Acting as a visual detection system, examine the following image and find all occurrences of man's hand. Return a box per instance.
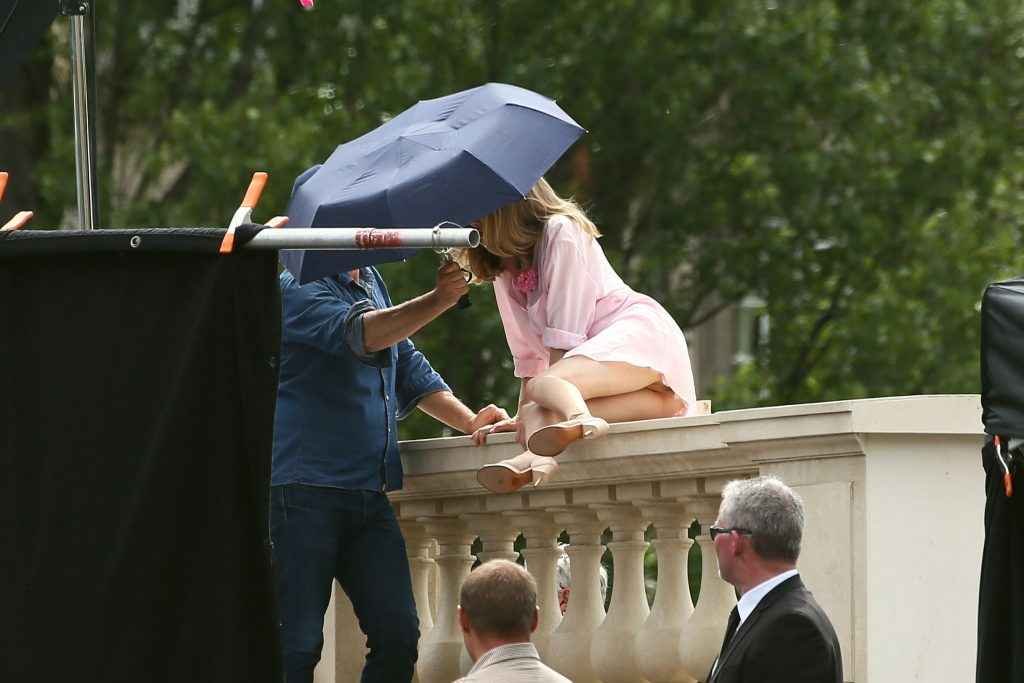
[430,261,470,309]
[468,404,511,444]
[471,414,520,446]
[468,403,510,434]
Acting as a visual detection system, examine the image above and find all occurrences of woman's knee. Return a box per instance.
[660,391,686,416]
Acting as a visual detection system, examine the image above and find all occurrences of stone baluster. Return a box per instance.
[591,505,653,683]
[679,505,737,682]
[508,513,563,662]
[401,522,437,638]
[415,519,476,683]
[457,514,522,675]
[429,538,440,625]
[545,509,608,683]
[465,514,521,563]
[635,504,697,683]
[313,581,366,683]
[400,521,437,683]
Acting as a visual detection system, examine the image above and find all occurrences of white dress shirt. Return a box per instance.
[736,568,800,626]
[455,642,570,683]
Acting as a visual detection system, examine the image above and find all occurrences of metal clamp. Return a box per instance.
[60,0,89,16]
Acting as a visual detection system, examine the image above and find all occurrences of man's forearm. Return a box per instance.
[362,291,450,352]
[417,390,475,433]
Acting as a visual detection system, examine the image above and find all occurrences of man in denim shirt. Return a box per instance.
[271,262,508,683]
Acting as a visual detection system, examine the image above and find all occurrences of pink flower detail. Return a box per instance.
[512,266,538,295]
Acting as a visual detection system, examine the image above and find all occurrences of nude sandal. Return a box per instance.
[527,414,610,457]
[477,452,560,493]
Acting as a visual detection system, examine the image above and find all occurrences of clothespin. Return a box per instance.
[221,172,269,253]
[0,171,8,202]
[1,211,33,231]
[994,435,1014,497]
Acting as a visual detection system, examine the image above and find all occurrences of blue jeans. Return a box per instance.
[270,485,419,683]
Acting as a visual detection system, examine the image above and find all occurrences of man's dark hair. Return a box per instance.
[459,559,537,638]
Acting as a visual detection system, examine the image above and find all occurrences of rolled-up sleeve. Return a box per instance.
[394,337,450,419]
[281,276,389,367]
[540,222,600,350]
[494,275,548,378]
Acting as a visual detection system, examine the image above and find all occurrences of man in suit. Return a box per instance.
[455,559,569,682]
[708,476,843,683]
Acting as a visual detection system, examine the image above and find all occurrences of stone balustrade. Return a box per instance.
[312,395,985,683]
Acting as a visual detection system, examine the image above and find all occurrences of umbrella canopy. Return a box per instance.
[281,82,584,283]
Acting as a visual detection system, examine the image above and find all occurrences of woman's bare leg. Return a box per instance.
[526,357,665,419]
[478,391,682,493]
[525,357,685,455]
[585,388,685,423]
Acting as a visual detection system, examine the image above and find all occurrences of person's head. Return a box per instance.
[712,475,805,593]
[458,559,539,661]
[554,544,608,615]
[457,177,600,281]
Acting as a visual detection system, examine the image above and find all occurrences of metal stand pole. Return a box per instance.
[244,227,480,250]
[62,0,99,230]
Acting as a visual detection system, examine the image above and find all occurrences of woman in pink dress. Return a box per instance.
[459,178,697,493]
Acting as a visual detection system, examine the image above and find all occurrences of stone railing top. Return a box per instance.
[391,394,983,510]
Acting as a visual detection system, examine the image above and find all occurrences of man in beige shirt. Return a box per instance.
[455,559,570,682]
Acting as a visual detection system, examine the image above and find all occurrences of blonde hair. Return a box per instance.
[457,177,600,282]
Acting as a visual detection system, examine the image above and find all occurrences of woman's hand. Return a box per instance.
[471,416,519,446]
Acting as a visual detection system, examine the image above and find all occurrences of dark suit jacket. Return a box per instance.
[708,575,843,683]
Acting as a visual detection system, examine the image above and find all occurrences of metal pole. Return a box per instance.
[244,227,480,250]
[63,0,99,230]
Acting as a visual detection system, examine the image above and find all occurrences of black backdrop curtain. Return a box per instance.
[978,277,1024,683]
[2,229,282,682]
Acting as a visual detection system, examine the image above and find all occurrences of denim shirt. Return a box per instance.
[272,268,449,492]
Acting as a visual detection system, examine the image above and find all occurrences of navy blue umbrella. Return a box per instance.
[281,82,584,283]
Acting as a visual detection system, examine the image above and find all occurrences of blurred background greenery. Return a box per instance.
[3,0,1024,441]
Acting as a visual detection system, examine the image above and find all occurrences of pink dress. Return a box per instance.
[493,214,697,414]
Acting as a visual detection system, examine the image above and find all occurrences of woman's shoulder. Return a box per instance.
[542,213,592,244]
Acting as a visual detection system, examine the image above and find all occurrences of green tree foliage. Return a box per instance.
[2,1,1023,438]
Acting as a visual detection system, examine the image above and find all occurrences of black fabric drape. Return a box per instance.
[981,277,1024,438]
[977,440,1024,683]
[2,229,282,682]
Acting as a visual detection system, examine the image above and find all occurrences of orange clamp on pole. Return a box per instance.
[994,435,1014,497]
[1,210,34,231]
[223,172,271,253]
[0,172,8,202]
[241,171,269,209]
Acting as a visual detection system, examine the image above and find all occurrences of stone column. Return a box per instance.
[591,505,652,683]
[546,509,608,683]
[400,520,437,683]
[679,503,736,682]
[464,514,520,564]
[509,513,564,662]
[313,582,366,683]
[415,519,476,683]
[635,504,697,683]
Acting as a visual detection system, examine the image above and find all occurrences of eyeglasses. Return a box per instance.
[708,526,752,540]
